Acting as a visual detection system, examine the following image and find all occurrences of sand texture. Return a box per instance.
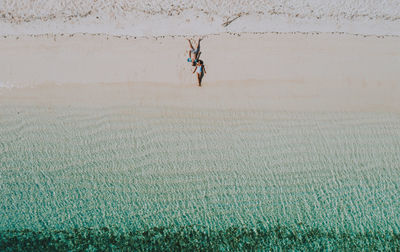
[1,0,400,35]
[1,33,399,111]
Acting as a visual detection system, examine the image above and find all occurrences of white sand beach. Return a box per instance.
[1,1,400,250]
[0,33,399,111]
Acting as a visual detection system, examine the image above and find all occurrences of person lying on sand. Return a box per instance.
[187,38,201,66]
[193,60,206,87]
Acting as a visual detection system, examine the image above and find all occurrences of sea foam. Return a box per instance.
[0,0,399,36]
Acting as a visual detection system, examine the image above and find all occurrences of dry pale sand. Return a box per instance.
[2,0,400,36]
[0,33,399,111]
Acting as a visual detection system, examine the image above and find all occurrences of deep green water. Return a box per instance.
[1,106,400,250]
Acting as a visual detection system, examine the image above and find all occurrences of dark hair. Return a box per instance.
[192,62,196,66]
[198,60,203,64]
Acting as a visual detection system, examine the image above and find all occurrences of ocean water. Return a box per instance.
[1,105,400,249]
[1,0,400,36]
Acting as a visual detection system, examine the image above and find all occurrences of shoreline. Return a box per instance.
[1,82,399,112]
[2,11,400,250]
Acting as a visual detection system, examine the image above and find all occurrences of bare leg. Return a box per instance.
[187,39,194,50]
[196,51,201,61]
[187,39,194,59]
[193,38,201,59]
[197,73,201,86]
[196,38,201,52]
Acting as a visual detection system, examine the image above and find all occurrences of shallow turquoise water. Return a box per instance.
[1,106,399,249]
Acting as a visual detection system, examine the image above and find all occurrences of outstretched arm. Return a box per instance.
[193,66,197,74]
[203,66,206,74]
